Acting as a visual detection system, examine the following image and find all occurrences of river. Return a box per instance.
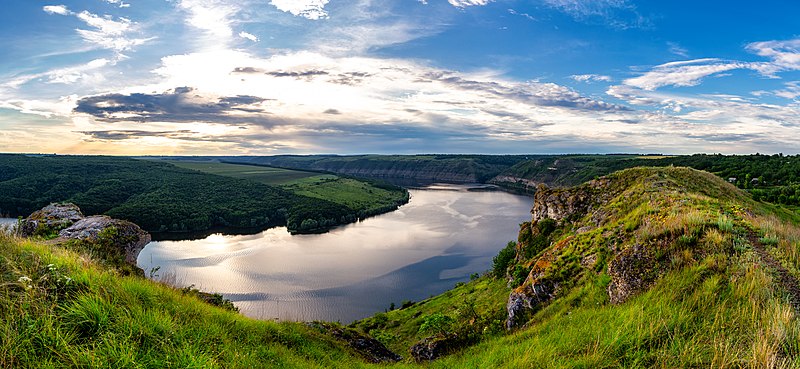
[137,184,532,323]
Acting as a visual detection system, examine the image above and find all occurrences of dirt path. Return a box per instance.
[748,232,800,312]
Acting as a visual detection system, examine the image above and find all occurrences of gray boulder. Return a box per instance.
[60,215,151,266]
[18,203,84,237]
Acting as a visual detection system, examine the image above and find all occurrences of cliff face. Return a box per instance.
[504,167,753,329]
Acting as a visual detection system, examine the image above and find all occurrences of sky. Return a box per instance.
[1,0,799,155]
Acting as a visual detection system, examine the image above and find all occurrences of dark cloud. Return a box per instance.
[74,87,271,124]
[266,70,329,78]
[232,67,264,74]
[323,109,341,115]
[330,71,372,85]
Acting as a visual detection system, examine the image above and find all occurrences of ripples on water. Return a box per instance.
[138,184,532,323]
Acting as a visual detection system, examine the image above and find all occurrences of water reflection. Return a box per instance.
[138,185,532,323]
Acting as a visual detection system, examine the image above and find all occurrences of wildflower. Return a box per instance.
[17,276,33,290]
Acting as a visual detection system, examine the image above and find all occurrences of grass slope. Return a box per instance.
[4,166,800,367]
[0,233,374,368]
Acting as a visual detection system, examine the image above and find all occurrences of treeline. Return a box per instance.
[223,154,531,183]
[0,155,406,234]
[499,153,800,207]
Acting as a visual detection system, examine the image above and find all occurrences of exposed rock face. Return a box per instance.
[59,215,151,265]
[506,281,556,329]
[606,243,658,304]
[531,184,592,223]
[307,322,402,363]
[19,203,150,267]
[409,333,462,362]
[18,203,84,237]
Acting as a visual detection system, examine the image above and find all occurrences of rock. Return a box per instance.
[308,322,402,363]
[410,333,462,362]
[530,184,592,224]
[607,243,658,304]
[18,203,84,237]
[505,280,556,329]
[59,215,151,266]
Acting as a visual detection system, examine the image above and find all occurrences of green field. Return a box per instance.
[167,161,325,185]
[169,161,410,216]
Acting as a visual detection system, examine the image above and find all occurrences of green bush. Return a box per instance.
[492,241,516,278]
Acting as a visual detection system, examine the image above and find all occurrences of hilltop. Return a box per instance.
[2,166,800,367]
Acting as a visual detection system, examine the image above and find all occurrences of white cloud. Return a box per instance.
[103,0,131,8]
[74,11,153,54]
[620,38,800,92]
[508,9,536,21]
[667,42,688,58]
[43,5,71,15]
[746,39,800,76]
[541,0,649,29]
[43,6,152,55]
[623,59,744,90]
[571,74,612,83]
[239,31,259,42]
[773,81,800,100]
[269,0,330,20]
[448,0,493,8]
[178,0,240,45]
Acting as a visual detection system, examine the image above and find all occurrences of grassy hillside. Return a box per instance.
[4,166,800,367]
[358,167,800,367]
[0,232,383,368]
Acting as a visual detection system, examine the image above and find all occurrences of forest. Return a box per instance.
[0,155,408,234]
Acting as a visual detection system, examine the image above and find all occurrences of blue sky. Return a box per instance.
[1,0,799,155]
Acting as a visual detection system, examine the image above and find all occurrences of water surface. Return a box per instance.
[138,185,531,323]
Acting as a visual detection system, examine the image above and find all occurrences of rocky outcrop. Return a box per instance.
[18,203,84,237]
[307,322,402,363]
[409,333,463,362]
[607,243,659,304]
[19,203,150,267]
[506,281,556,329]
[59,215,151,266]
[531,184,591,223]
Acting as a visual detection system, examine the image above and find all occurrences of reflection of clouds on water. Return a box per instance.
[138,186,532,322]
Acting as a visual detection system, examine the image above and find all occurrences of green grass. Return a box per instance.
[0,234,373,368]
[5,165,800,367]
[283,177,409,213]
[167,161,323,186]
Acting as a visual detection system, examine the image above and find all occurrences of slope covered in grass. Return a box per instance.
[359,167,800,367]
[0,233,382,368]
[4,166,800,367]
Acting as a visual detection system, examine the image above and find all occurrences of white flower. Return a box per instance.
[17,276,32,283]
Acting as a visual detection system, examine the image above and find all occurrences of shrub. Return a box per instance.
[419,313,453,337]
[492,241,516,278]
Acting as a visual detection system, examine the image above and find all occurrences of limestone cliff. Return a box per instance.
[504,167,751,329]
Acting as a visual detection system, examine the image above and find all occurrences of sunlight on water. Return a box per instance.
[138,185,532,323]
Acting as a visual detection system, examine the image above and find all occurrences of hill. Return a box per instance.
[0,155,408,235]
[3,166,800,367]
